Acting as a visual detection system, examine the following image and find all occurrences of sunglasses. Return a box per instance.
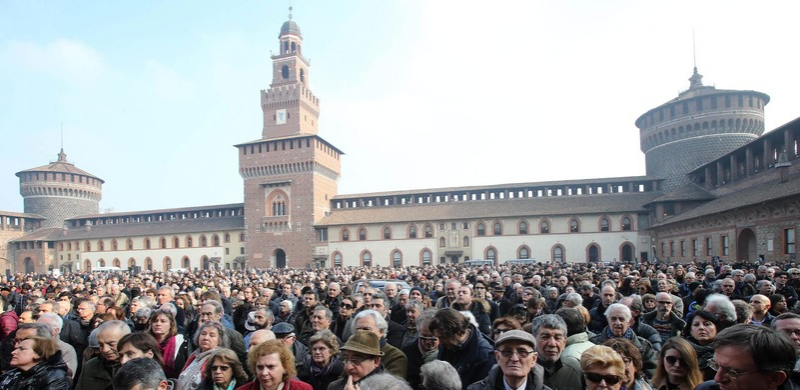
[211,365,230,372]
[341,304,354,309]
[418,335,438,342]
[584,372,621,385]
[665,356,686,366]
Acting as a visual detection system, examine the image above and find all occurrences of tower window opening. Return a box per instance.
[281,65,289,79]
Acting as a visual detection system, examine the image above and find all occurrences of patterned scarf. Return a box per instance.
[606,326,634,340]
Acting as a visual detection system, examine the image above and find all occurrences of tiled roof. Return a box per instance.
[318,192,663,226]
[334,175,661,199]
[16,150,103,181]
[67,203,244,220]
[650,183,716,203]
[234,134,345,155]
[0,211,45,219]
[652,173,800,227]
[12,216,244,242]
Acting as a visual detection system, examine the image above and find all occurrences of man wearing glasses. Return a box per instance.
[327,330,384,390]
[429,308,495,389]
[402,309,439,390]
[466,329,548,390]
[642,292,686,343]
[696,324,798,390]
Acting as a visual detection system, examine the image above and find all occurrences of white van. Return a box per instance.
[503,259,538,266]
[93,266,123,272]
[463,259,495,267]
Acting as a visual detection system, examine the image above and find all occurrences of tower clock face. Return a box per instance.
[276,109,287,125]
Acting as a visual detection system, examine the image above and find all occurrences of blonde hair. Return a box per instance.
[580,345,625,377]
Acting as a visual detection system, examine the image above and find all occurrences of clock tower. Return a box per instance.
[237,12,342,269]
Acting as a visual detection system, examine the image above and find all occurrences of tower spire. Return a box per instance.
[57,123,68,163]
[288,1,293,20]
[688,29,703,89]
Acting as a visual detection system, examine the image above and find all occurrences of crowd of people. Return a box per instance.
[1,259,800,390]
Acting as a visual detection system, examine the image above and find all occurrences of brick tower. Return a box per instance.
[236,14,342,268]
[16,149,103,228]
[636,68,769,192]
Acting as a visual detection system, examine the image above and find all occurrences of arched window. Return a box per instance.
[67,242,72,251]
[358,228,367,241]
[362,252,372,267]
[463,236,470,247]
[342,229,350,241]
[186,236,193,248]
[160,238,166,248]
[127,239,133,250]
[493,222,502,235]
[98,259,105,267]
[113,258,120,268]
[540,221,550,234]
[200,235,208,247]
[173,237,180,248]
[383,227,391,239]
[477,223,486,236]
[519,221,528,235]
[239,233,245,242]
[333,252,342,267]
[408,225,417,239]
[439,237,446,247]
[300,68,305,82]
[519,246,530,259]
[98,240,104,251]
[84,260,91,272]
[183,257,190,269]
[424,225,433,238]
[588,245,600,263]
[486,248,497,262]
[85,241,91,252]
[392,251,402,267]
[553,246,564,263]
[281,65,289,79]
[164,257,172,271]
[600,218,610,232]
[146,257,153,271]
[213,235,220,246]
[128,258,136,268]
[421,250,432,265]
[570,219,580,233]
[145,238,151,249]
[224,233,230,243]
[622,217,632,231]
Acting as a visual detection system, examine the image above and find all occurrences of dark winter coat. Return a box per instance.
[437,324,497,390]
[0,350,71,390]
[466,364,552,390]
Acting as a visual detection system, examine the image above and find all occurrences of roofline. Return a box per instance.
[635,89,770,125]
[66,203,245,220]
[234,134,345,155]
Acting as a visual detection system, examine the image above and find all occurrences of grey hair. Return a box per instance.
[113,358,167,390]
[704,294,737,324]
[416,308,438,330]
[405,299,424,313]
[193,321,229,348]
[313,305,333,321]
[744,273,757,283]
[353,309,388,334]
[203,299,224,315]
[359,373,412,390]
[547,287,559,294]
[18,322,52,338]
[756,280,774,290]
[531,314,568,336]
[37,313,63,332]
[159,302,177,317]
[135,296,157,309]
[605,303,632,322]
[420,360,462,390]
[564,293,583,307]
[97,320,131,336]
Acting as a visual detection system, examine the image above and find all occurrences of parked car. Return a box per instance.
[349,279,411,294]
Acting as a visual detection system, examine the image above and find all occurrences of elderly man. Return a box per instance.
[298,305,338,347]
[749,294,775,326]
[328,330,385,389]
[383,282,398,307]
[429,308,495,389]
[196,300,247,363]
[452,285,491,336]
[75,320,130,390]
[641,292,686,343]
[589,303,657,378]
[353,309,407,378]
[436,280,461,309]
[466,330,549,390]
[38,313,78,379]
[156,286,185,330]
[704,294,737,329]
[247,329,276,349]
[619,295,662,351]
[402,309,439,390]
[696,324,799,390]
[399,299,423,349]
[530,315,582,389]
[273,322,308,372]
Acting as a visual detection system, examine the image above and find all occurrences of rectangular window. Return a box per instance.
[669,241,675,257]
[693,239,699,257]
[680,241,686,257]
[661,242,666,258]
[722,236,729,256]
[439,223,445,230]
[225,248,230,255]
[706,237,713,256]
[786,228,796,254]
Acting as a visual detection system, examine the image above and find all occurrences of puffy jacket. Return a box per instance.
[466,364,552,390]
[438,324,496,390]
[0,350,71,390]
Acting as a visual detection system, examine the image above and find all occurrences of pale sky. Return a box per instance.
[1,1,798,214]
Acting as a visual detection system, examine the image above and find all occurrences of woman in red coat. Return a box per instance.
[237,339,312,390]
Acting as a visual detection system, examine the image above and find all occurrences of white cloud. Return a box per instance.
[6,38,108,83]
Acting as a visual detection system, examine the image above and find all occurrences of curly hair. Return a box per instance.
[247,339,296,380]
[204,348,249,386]
[308,329,340,357]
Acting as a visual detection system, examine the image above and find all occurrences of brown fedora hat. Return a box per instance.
[341,330,384,356]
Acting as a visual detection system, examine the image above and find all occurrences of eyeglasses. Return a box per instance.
[341,304,354,309]
[665,356,686,366]
[584,372,621,385]
[492,328,511,335]
[497,349,535,359]
[418,335,438,342]
[779,329,800,338]
[707,359,762,380]
[341,355,368,365]
[211,365,230,372]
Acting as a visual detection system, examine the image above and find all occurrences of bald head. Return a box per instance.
[248,329,275,350]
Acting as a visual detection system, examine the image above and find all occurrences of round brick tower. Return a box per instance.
[16,149,104,228]
[636,68,769,192]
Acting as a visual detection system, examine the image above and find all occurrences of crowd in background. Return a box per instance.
[1,258,800,390]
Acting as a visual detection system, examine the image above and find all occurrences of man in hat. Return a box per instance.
[328,330,385,389]
[353,309,407,378]
[491,284,513,317]
[466,329,549,390]
[272,322,308,372]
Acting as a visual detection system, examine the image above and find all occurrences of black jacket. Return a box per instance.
[438,324,497,390]
[0,350,70,390]
[296,356,344,390]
